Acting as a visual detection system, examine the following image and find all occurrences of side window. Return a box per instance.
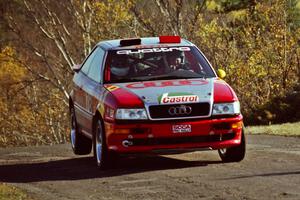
[81,48,98,75]
[87,48,105,82]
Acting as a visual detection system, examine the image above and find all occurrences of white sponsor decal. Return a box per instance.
[161,93,199,104]
[117,47,191,55]
[172,124,192,133]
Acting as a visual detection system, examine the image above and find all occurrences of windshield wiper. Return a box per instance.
[142,75,195,81]
[106,71,207,83]
[142,73,207,81]
[106,77,143,83]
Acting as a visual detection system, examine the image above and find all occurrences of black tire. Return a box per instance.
[218,129,246,162]
[93,118,111,169]
[70,107,92,155]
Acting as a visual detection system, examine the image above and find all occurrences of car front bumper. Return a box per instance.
[104,115,243,153]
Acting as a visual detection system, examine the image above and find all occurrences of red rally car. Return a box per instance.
[69,36,246,168]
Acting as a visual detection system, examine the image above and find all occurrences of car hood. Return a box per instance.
[105,78,217,106]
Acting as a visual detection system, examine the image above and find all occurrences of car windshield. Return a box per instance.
[104,46,215,83]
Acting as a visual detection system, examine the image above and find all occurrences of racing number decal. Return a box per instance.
[106,85,120,92]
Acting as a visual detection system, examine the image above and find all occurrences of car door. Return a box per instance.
[73,47,98,135]
[81,47,106,136]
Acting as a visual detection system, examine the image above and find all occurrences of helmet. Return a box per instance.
[168,50,185,64]
[111,55,129,77]
[111,66,129,76]
[167,50,186,71]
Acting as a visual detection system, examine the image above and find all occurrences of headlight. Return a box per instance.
[116,109,148,120]
[212,101,240,115]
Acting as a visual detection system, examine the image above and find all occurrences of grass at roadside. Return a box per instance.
[0,183,33,200]
[246,122,300,137]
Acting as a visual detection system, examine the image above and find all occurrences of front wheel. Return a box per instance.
[218,129,246,162]
[93,118,110,169]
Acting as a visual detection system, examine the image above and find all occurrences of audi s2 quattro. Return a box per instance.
[69,36,246,168]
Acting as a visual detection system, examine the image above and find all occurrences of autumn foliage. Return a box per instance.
[0,0,299,146]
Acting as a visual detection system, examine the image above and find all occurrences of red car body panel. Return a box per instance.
[104,115,243,153]
[213,79,238,103]
[104,85,144,108]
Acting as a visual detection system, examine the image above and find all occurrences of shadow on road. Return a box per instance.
[0,155,222,183]
[219,171,300,180]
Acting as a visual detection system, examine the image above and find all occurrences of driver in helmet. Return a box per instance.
[110,55,130,80]
[168,50,184,70]
[168,50,189,71]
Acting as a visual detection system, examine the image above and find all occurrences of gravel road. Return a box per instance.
[0,135,300,200]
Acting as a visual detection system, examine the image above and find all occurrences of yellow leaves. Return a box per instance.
[248,51,263,67]
[206,0,222,12]
[228,64,235,70]
[204,19,220,34]
[297,1,300,9]
[93,0,134,35]
[228,9,248,22]
[196,19,224,41]
[0,46,26,84]
[271,84,280,90]
[1,46,14,57]
[0,46,34,146]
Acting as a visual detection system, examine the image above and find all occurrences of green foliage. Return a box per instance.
[288,0,300,29]
[206,0,253,12]
[249,84,300,125]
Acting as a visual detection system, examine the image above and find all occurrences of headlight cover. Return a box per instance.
[116,109,148,120]
[212,101,240,115]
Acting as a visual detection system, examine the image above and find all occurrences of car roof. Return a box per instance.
[97,37,194,50]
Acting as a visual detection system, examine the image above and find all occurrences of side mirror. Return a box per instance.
[72,64,81,73]
[217,69,226,79]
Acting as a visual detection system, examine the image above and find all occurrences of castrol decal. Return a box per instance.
[158,93,199,104]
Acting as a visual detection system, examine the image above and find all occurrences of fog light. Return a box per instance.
[231,122,243,129]
[115,128,131,134]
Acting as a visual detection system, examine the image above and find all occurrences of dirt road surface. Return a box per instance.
[0,135,300,200]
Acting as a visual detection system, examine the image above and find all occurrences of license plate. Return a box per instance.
[172,124,192,133]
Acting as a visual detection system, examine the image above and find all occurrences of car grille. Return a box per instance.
[149,103,210,119]
[127,133,235,146]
